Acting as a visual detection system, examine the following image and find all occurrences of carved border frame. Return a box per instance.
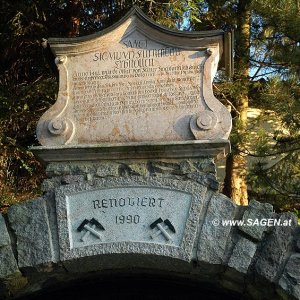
[55,177,207,262]
[37,6,232,146]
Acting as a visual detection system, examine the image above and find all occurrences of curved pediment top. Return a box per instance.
[48,6,224,50]
[38,6,232,147]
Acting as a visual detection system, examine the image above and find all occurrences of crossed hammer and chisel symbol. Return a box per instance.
[150,218,176,241]
[77,218,105,242]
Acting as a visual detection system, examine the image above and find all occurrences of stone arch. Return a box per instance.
[1,159,299,299]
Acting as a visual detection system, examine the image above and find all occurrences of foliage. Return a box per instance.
[247,1,300,210]
[186,0,300,211]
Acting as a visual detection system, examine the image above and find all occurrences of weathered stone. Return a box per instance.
[127,162,149,176]
[46,163,71,176]
[196,160,216,173]
[35,141,231,163]
[204,173,219,190]
[278,253,300,299]
[44,158,219,178]
[41,177,61,192]
[0,214,10,247]
[55,177,207,264]
[179,160,194,174]
[239,199,273,241]
[96,162,120,177]
[7,198,57,268]
[255,212,298,282]
[61,175,85,185]
[0,214,19,278]
[36,8,231,147]
[43,192,60,263]
[150,161,180,175]
[187,172,219,191]
[197,193,236,264]
[296,236,300,252]
[228,236,257,273]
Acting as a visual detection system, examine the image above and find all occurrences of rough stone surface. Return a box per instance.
[255,212,298,282]
[228,236,257,274]
[0,214,10,248]
[0,187,298,299]
[239,199,273,241]
[126,162,149,176]
[43,192,60,263]
[0,159,299,299]
[96,162,120,177]
[41,177,61,192]
[7,197,57,268]
[0,214,19,278]
[279,253,300,299]
[42,159,218,192]
[296,235,300,252]
[197,193,237,264]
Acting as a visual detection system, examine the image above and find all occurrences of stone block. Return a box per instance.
[41,177,61,192]
[0,213,10,247]
[96,162,120,177]
[255,212,298,282]
[238,199,273,241]
[179,160,194,174]
[7,198,57,268]
[279,253,300,299]
[197,193,236,264]
[228,236,257,274]
[0,214,19,278]
[127,162,149,176]
[196,160,216,173]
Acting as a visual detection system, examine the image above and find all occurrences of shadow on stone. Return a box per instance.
[17,273,243,300]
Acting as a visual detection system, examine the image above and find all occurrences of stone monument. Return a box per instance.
[0,7,299,300]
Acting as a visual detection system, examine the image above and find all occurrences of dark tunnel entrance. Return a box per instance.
[18,273,244,300]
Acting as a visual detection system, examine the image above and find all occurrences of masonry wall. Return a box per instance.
[0,159,299,299]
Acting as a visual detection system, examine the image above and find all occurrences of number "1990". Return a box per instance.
[115,215,140,224]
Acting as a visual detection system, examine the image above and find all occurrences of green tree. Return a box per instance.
[187,0,299,209]
[246,0,300,211]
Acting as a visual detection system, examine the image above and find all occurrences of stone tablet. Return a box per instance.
[55,177,207,261]
[68,187,191,248]
[37,7,232,146]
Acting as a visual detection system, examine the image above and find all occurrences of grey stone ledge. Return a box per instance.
[31,140,230,163]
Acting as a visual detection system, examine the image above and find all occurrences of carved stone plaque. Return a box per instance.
[55,177,207,261]
[68,187,191,248]
[37,7,231,146]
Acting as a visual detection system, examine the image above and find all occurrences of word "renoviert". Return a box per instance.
[92,196,165,209]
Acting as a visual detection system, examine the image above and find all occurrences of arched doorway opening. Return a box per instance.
[18,272,243,300]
